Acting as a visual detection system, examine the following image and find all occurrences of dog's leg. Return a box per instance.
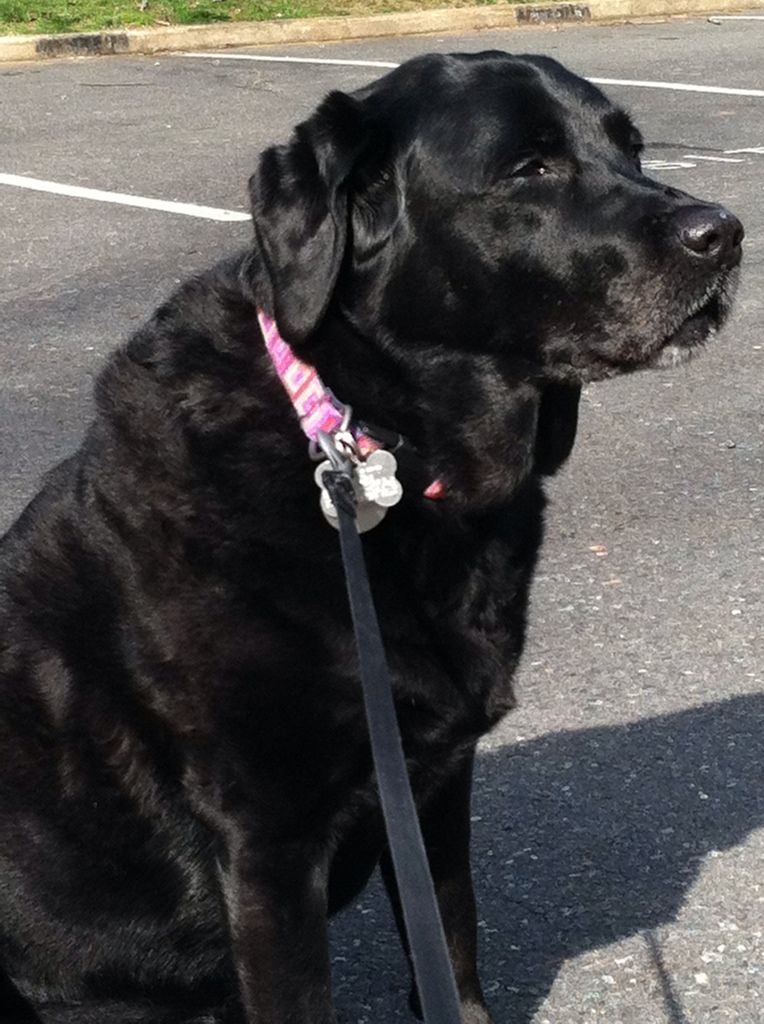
[380,750,493,1024]
[214,835,335,1024]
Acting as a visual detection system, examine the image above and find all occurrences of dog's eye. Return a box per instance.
[509,158,549,178]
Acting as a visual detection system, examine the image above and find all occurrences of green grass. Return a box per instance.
[0,0,518,35]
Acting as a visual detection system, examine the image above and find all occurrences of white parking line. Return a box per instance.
[180,54,764,98]
[682,154,745,162]
[587,77,764,98]
[725,146,764,154]
[0,173,251,222]
[643,159,697,170]
[184,52,398,69]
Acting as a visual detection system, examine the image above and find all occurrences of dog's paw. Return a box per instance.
[460,1000,495,1024]
[408,987,494,1024]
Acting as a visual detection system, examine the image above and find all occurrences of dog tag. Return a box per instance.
[355,450,403,509]
[319,488,388,533]
[314,461,389,534]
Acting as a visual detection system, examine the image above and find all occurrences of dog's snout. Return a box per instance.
[673,205,744,267]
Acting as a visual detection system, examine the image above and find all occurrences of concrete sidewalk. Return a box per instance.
[2,0,764,63]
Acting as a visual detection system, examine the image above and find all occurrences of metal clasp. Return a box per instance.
[315,428,353,474]
[309,404,360,466]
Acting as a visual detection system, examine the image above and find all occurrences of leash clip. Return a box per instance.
[309,404,360,465]
[316,428,354,473]
[314,429,403,535]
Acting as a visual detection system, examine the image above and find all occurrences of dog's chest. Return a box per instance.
[364,507,542,739]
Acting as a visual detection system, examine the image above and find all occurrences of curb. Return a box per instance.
[2,0,763,63]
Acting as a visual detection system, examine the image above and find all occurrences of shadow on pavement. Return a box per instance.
[330,693,764,1022]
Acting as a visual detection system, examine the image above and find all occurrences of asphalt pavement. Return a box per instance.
[1,12,763,1024]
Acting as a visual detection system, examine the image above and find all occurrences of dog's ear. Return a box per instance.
[248,91,372,345]
[347,136,404,260]
[533,383,581,475]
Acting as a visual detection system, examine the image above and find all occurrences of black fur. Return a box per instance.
[0,52,742,1024]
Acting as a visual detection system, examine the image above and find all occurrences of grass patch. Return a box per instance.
[0,0,521,35]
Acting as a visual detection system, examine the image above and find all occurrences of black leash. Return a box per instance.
[322,466,462,1024]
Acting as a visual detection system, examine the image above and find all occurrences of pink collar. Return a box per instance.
[257,308,443,500]
[257,307,377,454]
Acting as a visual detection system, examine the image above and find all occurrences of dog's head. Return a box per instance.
[249,51,742,377]
[247,52,743,505]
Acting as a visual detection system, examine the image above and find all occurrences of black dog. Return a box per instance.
[0,52,742,1024]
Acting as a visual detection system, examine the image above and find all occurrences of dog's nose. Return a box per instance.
[673,205,744,267]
